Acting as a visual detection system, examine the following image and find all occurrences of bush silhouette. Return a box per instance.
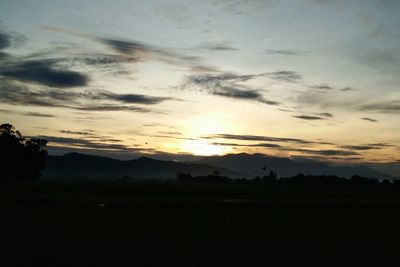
[0,123,47,181]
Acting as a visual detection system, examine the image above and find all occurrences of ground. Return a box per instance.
[1,180,400,266]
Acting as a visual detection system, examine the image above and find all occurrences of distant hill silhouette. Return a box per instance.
[197,153,393,180]
[44,152,244,179]
[44,152,393,180]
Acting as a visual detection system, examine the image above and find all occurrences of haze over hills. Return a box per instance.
[44,152,393,180]
[197,153,393,180]
[44,153,244,179]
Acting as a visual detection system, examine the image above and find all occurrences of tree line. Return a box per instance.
[177,171,396,186]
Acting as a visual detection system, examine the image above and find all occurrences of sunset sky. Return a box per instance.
[0,0,399,174]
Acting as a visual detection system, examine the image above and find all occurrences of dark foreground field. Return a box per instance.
[1,181,400,267]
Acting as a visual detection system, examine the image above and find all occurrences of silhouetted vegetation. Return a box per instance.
[0,123,47,181]
[177,170,395,186]
[177,172,231,183]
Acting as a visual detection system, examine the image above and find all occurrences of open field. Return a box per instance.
[1,180,400,266]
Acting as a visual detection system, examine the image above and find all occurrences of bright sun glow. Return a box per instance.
[178,113,235,156]
[180,140,226,156]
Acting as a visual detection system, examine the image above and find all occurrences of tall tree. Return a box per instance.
[0,123,47,181]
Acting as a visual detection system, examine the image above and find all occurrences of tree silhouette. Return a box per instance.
[0,123,47,181]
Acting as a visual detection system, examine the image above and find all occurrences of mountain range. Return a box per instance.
[44,152,243,179]
[43,152,393,180]
[198,153,393,179]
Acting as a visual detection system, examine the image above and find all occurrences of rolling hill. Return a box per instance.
[196,153,393,179]
[44,152,243,179]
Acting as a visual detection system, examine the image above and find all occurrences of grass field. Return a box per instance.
[1,180,400,266]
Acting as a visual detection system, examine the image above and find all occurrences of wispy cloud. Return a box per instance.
[204,133,331,145]
[310,84,334,90]
[359,100,400,114]
[361,117,379,122]
[198,42,239,51]
[317,112,333,118]
[293,115,325,120]
[181,72,279,105]
[41,135,150,152]
[86,90,174,105]
[0,109,56,118]
[59,129,124,143]
[94,36,218,72]
[339,144,387,151]
[0,80,171,113]
[265,49,304,56]
[209,138,361,157]
[288,148,360,156]
[211,142,281,148]
[43,26,220,72]
[24,112,55,118]
[268,71,302,83]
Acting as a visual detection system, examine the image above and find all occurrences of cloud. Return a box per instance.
[0,52,8,59]
[208,135,361,157]
[359,100,400,114]
[77,54,133,65]
[24,112,55,118]
[182,72,279,105]
[40,135,148,152]
[293,115,325,120]
[361,117,378,122]
[64,54,140,75]
[100,39,148,55]
[290,155,364,162]
[309,84,355,92]
[289,148,360,156]
[265,49,303,56]
[310,84,334,90]
[88,91,174,104]
[0,80,170,113]
[292,83,358,115]
[75,105,151,112]
[294,85,360,112]
[0,32,10,50]
[0,109,55,118]
[339,144,386,151]
[199,42,239,51]
[268,71,302,83]
[212,142,281,148]
[60,130,95,136]
[211,87,279,105]
[0,60,89,88]
[317,112,333,118]
[96,36,217,72]
[59,130,124,143]
[340,87,354,92]
[150,134,197,141]
[0,22,27,50]
[204,133,326,145]
[44,26,218,72]
[158,131,182,135]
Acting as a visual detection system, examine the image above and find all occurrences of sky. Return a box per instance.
[0,0,399,174]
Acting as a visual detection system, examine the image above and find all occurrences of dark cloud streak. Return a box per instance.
[0,80,169,113]
[293,115,324,120]
[0,60,89,88]
[265,49,303,56]
[361,117,379,122]
[204,133,326,145]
